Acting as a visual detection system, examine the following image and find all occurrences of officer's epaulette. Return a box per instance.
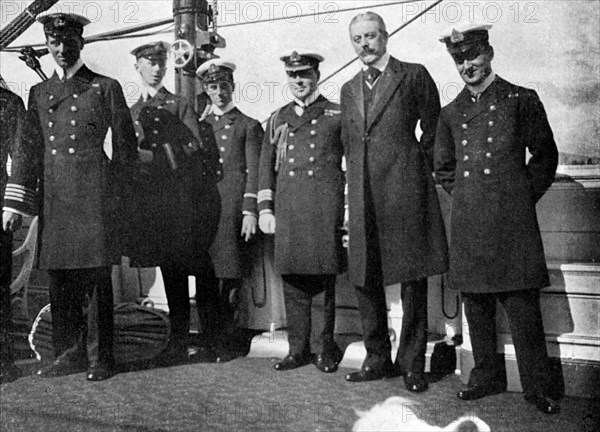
[324,109,340,116]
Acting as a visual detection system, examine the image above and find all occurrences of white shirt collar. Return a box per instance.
[212,101,236,116]
[467,72,496,96]
[141,82,164,101]
[362,52,390,72]
[56,59,84,80]
[294,88,320,108]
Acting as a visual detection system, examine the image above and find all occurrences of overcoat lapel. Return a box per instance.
[366,58,406,132]
[346,73,365,133]
[455,77,514,123]
[277,96,326,131]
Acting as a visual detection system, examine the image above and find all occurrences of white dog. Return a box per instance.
[353,396,491,432]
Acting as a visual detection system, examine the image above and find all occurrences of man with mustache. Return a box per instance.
[435,23,560,414]
[340,12,448,392]
[127,41,222,365]
[2,13,138,381]
[258,51,346,373]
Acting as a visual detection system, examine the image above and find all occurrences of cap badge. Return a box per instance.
[450,28,464,43]
[208,64,218,74]
[54,16,66,28]
[290,51,301,62]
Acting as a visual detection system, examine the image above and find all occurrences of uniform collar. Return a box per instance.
[467,72,496,98]
[212,101,236,116]
[141,82,164,101]
[293,88,320,109]
[56,58,84,80]
[361,52,390,73]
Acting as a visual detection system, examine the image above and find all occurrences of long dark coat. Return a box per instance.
[258,96,346,275]
[340,57,448,287]
[14,66,137,270]
[127,87,221,269]
[205,107,263,278]
[434,76,558,293]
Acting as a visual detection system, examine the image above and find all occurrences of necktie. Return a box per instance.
[470,92,482,103]
[62,70,68,83]
[365,67,381,87]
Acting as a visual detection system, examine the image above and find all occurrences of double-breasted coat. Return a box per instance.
[340,57,448,287]
[434,76,558,293]
[127,87,221,268]
[258,95,346,275]
[11,66,137,270]
[205,107,263,278]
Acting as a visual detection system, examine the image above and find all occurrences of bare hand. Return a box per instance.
[240,215,257,242]
[2,211,22,232]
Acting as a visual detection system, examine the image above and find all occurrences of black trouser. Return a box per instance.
[0,229,14,367]
[48,267,114,365]
[463,289,553,396]
[282,274,338,356]
[160,254,220,349]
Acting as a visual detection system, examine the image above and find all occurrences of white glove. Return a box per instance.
[258,213,276,234]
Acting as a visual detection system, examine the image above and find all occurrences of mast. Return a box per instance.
[173,0,209,109]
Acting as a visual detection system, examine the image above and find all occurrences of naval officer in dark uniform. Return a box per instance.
[3,13,138,381]
[258,51,346,373]
[196,59,263,357]
[434,23,560,414]
[126,42,222,364]
[1,88,29,384]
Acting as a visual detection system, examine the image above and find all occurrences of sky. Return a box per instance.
[1,0,599,159]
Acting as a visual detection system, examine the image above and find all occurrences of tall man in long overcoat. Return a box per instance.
[434,23,560,414]
[127,42,222,364]
[1,88,29,384]
[258,51,347,373]
[341,12,448,392]
[3,14,138,381]
[196,59,263,357]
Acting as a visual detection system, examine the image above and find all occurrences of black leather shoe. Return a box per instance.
[273,353,311,371]
[457,383,506,401]
[188,347,218,363]
[86,361,115,382]
[37,353,87,378]
[524,393,560,415]
[315,347,343,373]
[345,364,394,382]
[404,371,428,393]
[0,363,22,384]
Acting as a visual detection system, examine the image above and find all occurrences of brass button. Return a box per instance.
[68,148,75,154]
[51,149,57,155]
[48,121,53,128]
[220,147,225,152]
[463,155,469,161]
[464,171,470,177]
[288,145,294,150]
[154,117,160,122]
[310,130,316,135]
[70,120,76,126]
[219,158,224,163]
[49,95,54,100]
[484,168,491,175]
[308,170,314,176]
[71,106,77,112]
[289,158,295,163]
[225,125,231,129]
[48,108,54,114]
[490,105,496,111]
[461,140,468,146]
[73,94,78,99]
[311,119,317,124]
[488,121,494,127]
[289,171,295,177]
[151,143,157,148]
[135,132,140,137]
[49,135,55,141]
[310,143,315,149]
[309,157,315,162]
[153,130,158,135]
[462,124,467,130]
[217,170,222,175]
[135,120,140,125]
[70,134,76,140]
[221,135,227,140]
[486,152,492,158]
[289,132,295,137]
[487,137,493,143]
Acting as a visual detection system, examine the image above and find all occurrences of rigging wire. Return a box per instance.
[3,0,429,51]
